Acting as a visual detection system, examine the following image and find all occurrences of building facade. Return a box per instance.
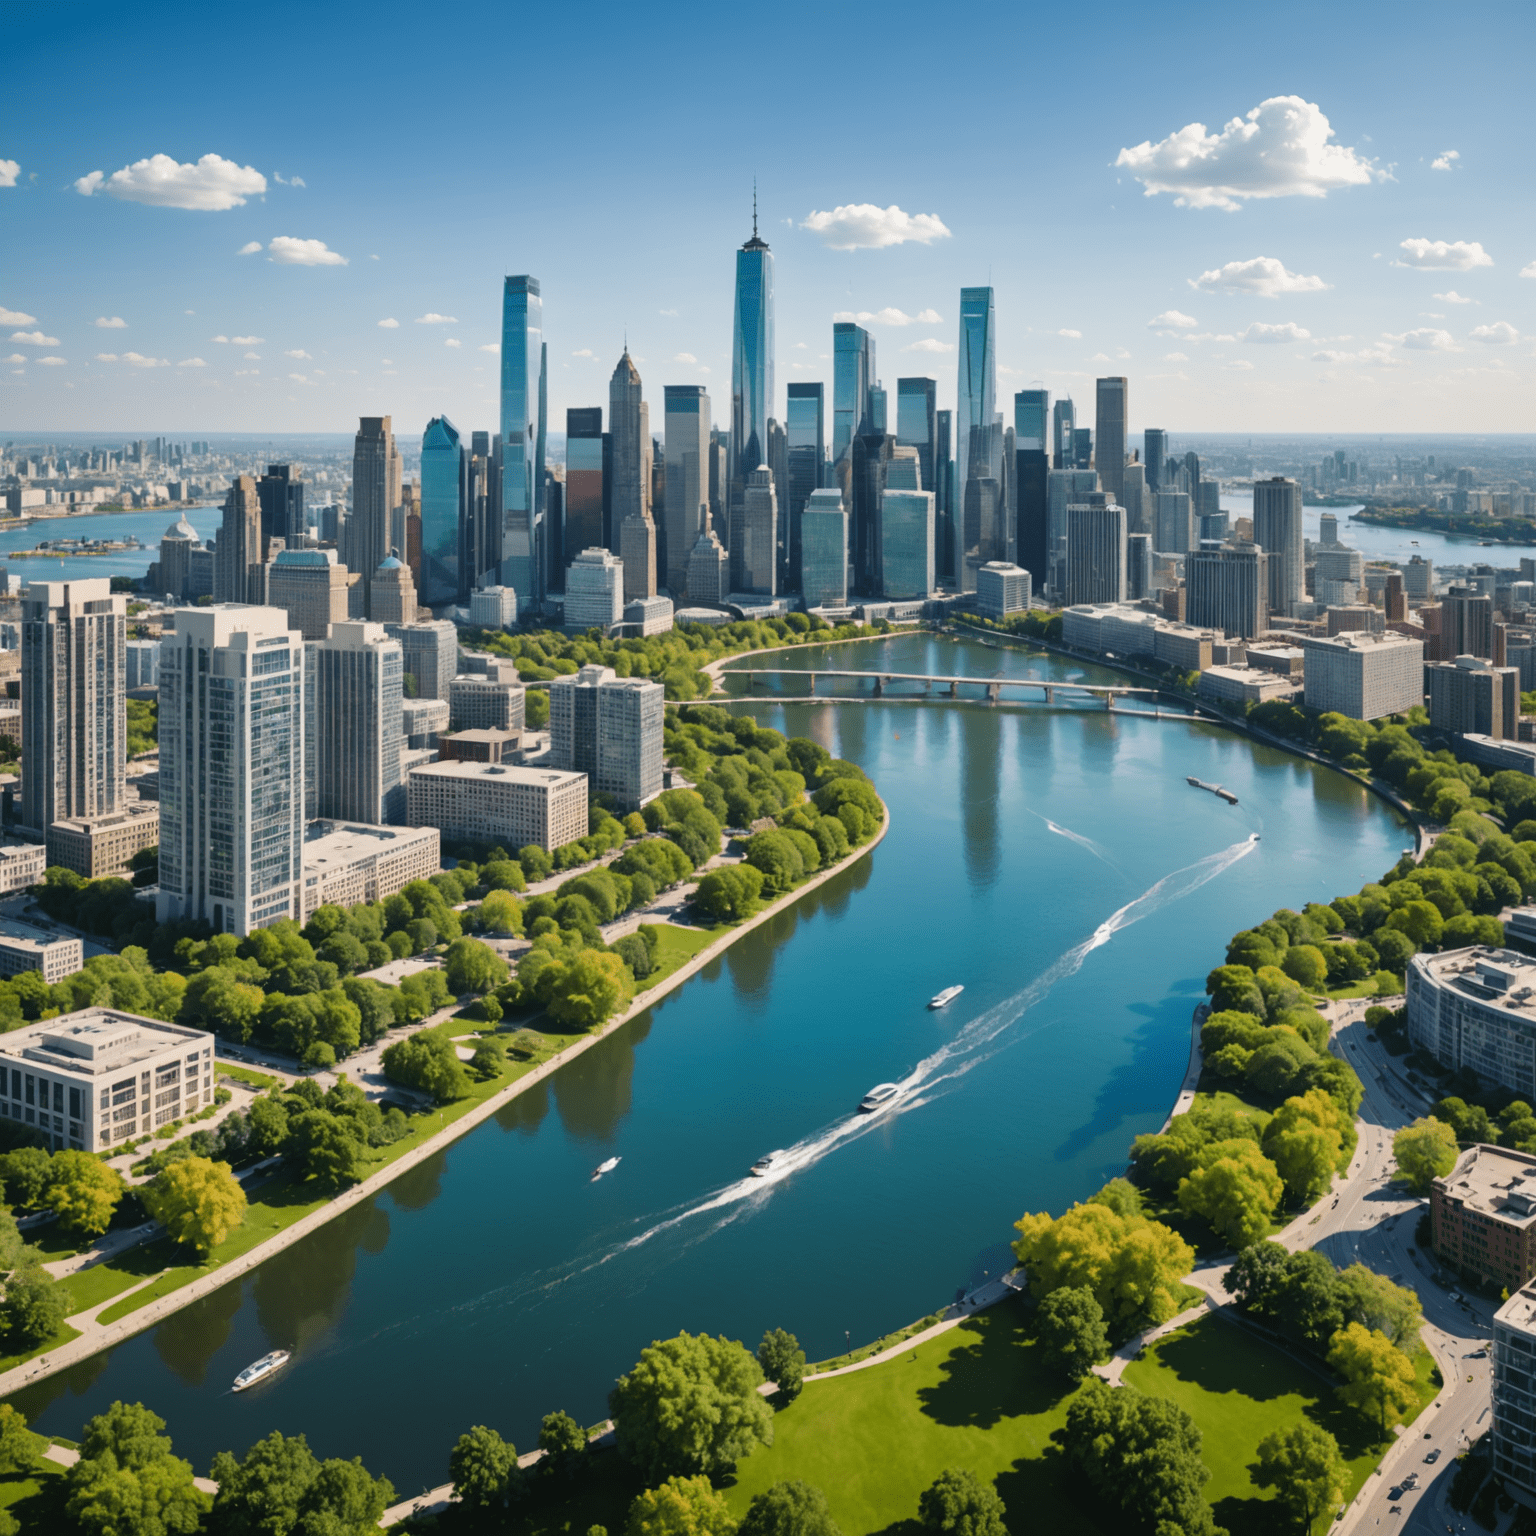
[1302,631,1424,720]
[801,490,847,609]
[975,561,1031,619]
[419,415,464,607]
[565,547,624,630]
[1185,542,1269,639]
[880,489,935,600]
[408,761,586,851]
[267,549,350,641]
[1253,476,1304,619]
[308,621,405,825]
[737,467,778,596]
[832,323,875,467]
[387,619,458,701]
[215,474,264,606]
[299,820,440,920]
[1408,946,1536,1097]
[448,663,526,732]
[1426,656,1521,740]
[663,386,710,595]
[500,276,545,610]
[347,418,402,618]
[1065,499,1127,607]
[1094,376,1128,507]
[729,216,774,504]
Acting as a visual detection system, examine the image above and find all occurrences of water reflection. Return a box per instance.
[495,1076,551,1137]
[551,1017,651,1143]
[153,1279,243,1388]
[9,1337,111,1422]
[960,706,1003,888]
[387,1154,444,1212]
[252,1197,389,1354]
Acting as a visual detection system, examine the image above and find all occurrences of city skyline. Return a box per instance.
[4,0,1532,437]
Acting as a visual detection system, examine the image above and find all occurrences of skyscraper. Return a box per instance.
[1065,498,1127,607]
[833,323,875,466]
[308,621,406,825]
[256,464,304,550]
[1052,397,1076,470]
[729,206,774,506]
[801,490,848,609]
[956,285,997,508]
[215,474,263,605]
[935,409,954,584]
[156,515,199,601]
[619,507,657,602]
[347,418,401,618]
[565,408,606,556]
[609,349,647,546]
[1094,378,1128,506]
[464,431,499,597]
[785,382,824,594]
[896,378,938,492]
[663,386,710,595]
[880,488,935,600]
[1015,445,1049,591]
[1144,429,1169,493]
[738,467,778,597]
[1186,543,1269,638]
[1014,389,1049,451]
[1252,476,1304,619]
[1154,491,1194,553]
[419,416,464,608]
[850,432,893,595]
[766,418,788,590]
[1048,469,1099,592]
[500,275,543,610]
[157,606,305,936]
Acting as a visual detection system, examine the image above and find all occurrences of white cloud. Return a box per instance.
[1088,352,1114,363]
[0,161,18,189]
[272,172,306,188]
[10,331,58,346]
[1520,262,1536,280]
[230,335,262,345]
[572,348,594,358]
[73,152,266,210]
[94,353,117,363]
[1190,256,1329,297]
[6,354,27,363]
[1225,359,1256,370]
[414,313,457,324]
[479,343,499,354]
[673,352,698,363]
[1241,321,1311,343]
[243,352,261,360]
[237,241,262,256]
[902,338,955,353]
[800,204,951,250]
[234,369,258,376]
[1433,291,1474,304]
[93,316,127,329]
[830,307,943,327]
[283,349,310,359]
[288,372,309,383]
[659,308,678,317]
[1470,322,1520,345]
[1394,238,1493,271]
[1431,150,1460,171]
[377,318,399,329]
[267,236,347,266]
[1163,352,1190,362]
[120,352,169,367]
[444,338,461,348]
[1396,328,1457,350]
[177,357,206,367]
[1056,328,1082,339]
[37,356,66,366]
[0,308,36,326]
[1149,309,1199,330]
[1115,95,1377,210]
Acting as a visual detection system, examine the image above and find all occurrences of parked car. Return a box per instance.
[1426,1448,1442,1463]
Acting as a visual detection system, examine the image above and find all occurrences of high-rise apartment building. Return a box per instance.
[267,549,350,640]
[1252,476,1304,619]
[347,419,402,618]
[1094,378,1128,507]
[736,467,778,597]
[256,464,304,550]
[419,416,464,607]
[801,490,848,609]
[308,621,405,825]
[1426,656,1520,739]
[880,489,935,600]
[565,547,624,630]
[565,408,606,557]
[1154,490,1195,554]
[896,378,938,494]
[550,663,663,812]
[500,275,544,609]
[215,474,264,605]
[448,662,526,733]
[785,382,824,595]
[1440,589,1496,660]
[1186,542,1270,639]
[1143,429,1168,493]
[1065,498,1127,607]
[157,606,305,935]
[387,618,457,702]
[663,386,710,595]
[1052,398,1075,470]
[956,286,997,577]
[833,323,876,467]
[729,210,774,509]
[1302,631,1424,720]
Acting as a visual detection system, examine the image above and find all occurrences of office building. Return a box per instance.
[402,697,449,751]
[1435,1147,1536,1296]
[833,323,876,466]
[801,490,848,609]
[1065,499,1128,607]
[1301,631,1423,720]
[387,619,457,701]
[1120,462,1149,536]
[785,382,825,593]
[468,584,517,630]
[729,210,774,506]
[256,464,304,551]
[549,662,606,778]
[594,674,665,811]
[934,409,954,583]
[957,287,997,501]
[0,917,82,985]
[1127,533,1152,600]
[609,350,648,550]
[440,729,522,765]
[1047,469,1099,593]
[1426,656,1520,740]
[663,386,710,595]
[1186,542,1269,639]
[737,467,778,597]
[1154,490,1194,553]
[125,639,159,690]
[619,508,657,602]
[849,432,893,595]
[215,474,264,605]
[300,820,440,922]
[500,276,544,609]
[21,578,126,846]
[419,416,464,607]
[464,431,500,594]
[0,1008,214,1152]
[565,547,624,630]
[565,407,606,557]
[1015,446,1049,592]
[346,418,402,618]
[1386,572,1408,623]
[1094,378,1128,507]
[1409,946,1536,1100]
[0,844,44,894]
[896,377,939,495]
[1073,427,1093,469]
[156,515,200,601]
[449,662,526,733]
[267,549,351,641]
[1404,555,1435,601]
[1052,398,1076,470]
[686,521,729,605]
[880,489,935,600]
[624,595,674,636]
[1253,476,1304,619]
[1197,666,1298,708]
[1144,429,1168,493]
[157,606,305,935]
[1014,389,1049,455]
[766,419,789,587]
[409,760,586,852]
[369,555,418,626]
[975,561,1031,620]
[308,621,405,825]
[1439,590,1496,661]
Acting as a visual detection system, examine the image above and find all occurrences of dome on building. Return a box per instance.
[377,555,403,571]
[162,515,198,541]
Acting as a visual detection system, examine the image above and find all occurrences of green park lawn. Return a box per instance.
[635,921,728,990]
[0,1440,66,1530]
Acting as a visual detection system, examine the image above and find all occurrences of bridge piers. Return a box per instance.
[1044,685,1054,705]
[986,681,1001,704]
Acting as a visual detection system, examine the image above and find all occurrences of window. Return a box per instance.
[23,1077,32,1106]
[68,1087,81,1119]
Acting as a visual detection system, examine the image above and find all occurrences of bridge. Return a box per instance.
[719,668,1176,710]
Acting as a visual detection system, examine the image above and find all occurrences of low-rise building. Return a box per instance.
[975,561,1032,620]
[300,820,440,920]
[0,1008,215,1152]
[623,595,674,636]
[407,761,587,851]
[47,804,160,878]
[565,547,624,631]
[401,698,449,751]
[1433,1144,1536,1293]
[0,917,82,983]
[0,842,45,894]
[448,664,526,732]
[1245,645,1305,681]
[1456,735,1536,777]
[468,585,517,630]
[1408,946,1536,1098]
[439,729,522,764]
[1302,630,1424,721]
[1197,665,1300,707]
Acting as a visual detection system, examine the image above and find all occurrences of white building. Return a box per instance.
[407,761,588,852]
[550,664,665,811]
[1407,946,1536,1099]
[448,663,526,732]
[307,621,405,826]
[0,1008,214,1152]
[469,585,517,630]
[1301,630,1424,720]
[1197,665,1299,707]
[623,595,674,636]
[975,561,1031,620]
[157,606,305,936]
[0,843,46,893]
[125,639,160,689]
[565,547,624,630]
[0,917,82,983]
[300,820,440,920]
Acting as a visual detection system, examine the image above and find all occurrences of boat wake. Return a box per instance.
[1031,811,1123,874]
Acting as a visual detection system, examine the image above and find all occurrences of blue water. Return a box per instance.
[10,634,1409,1487]
[0,505,222,584]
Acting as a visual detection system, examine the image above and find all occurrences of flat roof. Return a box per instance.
[303,821,438,870]
[0,916,77,954]
[1435,1142,1536,1229]
[0,1007,206,1079]
[1416,946,1536,1012]
[408,760,584,788]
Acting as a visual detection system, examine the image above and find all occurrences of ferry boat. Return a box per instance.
[1186,776,1239,806]
[591,1156,621,1182]
[233,1350,290,1392]
[750,1151,787,1177]
[928,985,964,1010]
[858,1082,903,1113]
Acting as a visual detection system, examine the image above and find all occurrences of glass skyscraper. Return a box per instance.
[833,322,875,466]
[663,386,711,596]
[500,275,543,610]
[800,489,847,609]
[565,408,606,558]
[1052,397,1075,469]
[956,287,997,495]
[729,217,774,501]
[419,416,463,607]
[785,383,824,596]
[1013,389,1049,451]
[896,378,937,492]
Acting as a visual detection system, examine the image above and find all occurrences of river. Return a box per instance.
[0,505,222,585]
[9,633,1410,1488]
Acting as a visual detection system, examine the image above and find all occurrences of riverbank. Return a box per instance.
[0,807,890,1401]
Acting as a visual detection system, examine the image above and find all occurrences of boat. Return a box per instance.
[591,1156,621,1182]
[1186,776,1239,806]
[858,1082,903,1113]
[232,1350,290,1392]
[750,1151,787,1177]
[928,986,964,1010]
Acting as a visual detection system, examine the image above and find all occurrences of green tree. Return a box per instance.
[1263,1118,1338,1206]
[1394,1117,1458,1192]
[0,1267,66,1346]
[0,1404,39,1475]
[1280,943,1328,990]
[736,1482,841,1536]
[445,937,510,996]
[248,1095,291,1157]
[209,1429,322,1533]
[0,1148,52,1209]
[548,950,634,1030]
[757,1328,806,1402]
[381,1030,471,1102]
[1252,1422,1348,1531]
[1176,1142,1283,1248]
[1383,899,1444,950]
[694,865,765,923]
[1336,1263,1423,1348]
[917,1468,1007,1536]
[1327,1322,1420,1433]
[537,1410,587,1478]
[1034,1285,1109,1379]
[1243,1033,1316,1099]
[48,1150,125,1238]
[286,1109,364,1187]
[625,1475,738,1536]
[610,1331,774,1481]
[448,1424,520,1510]
[67,1402,209,1536]
[144,1155,247,1256]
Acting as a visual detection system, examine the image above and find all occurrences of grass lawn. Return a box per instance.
[0,1321,81,1376]
[215,1061,284,1091]
[1122,1314,1440,1536]
[0,1444,67,1531]
[636,921,729,991]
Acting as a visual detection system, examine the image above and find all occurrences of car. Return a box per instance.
[1402,1473,1420,1489]
[1448,1290,1464,1303]
[1467,1348,1487,1358]
[1426,1448,1442,1463]
[1389,1487,1403,1500]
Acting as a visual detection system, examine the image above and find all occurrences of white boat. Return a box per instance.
[591,1156,621,1182]
[928,986,964,1010]
[232,1350,290,1392]
[858,1082,903,1113]
[750,1150,787,1177]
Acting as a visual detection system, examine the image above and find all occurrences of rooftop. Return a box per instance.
[0,1008,206,1079]
[1415,946,1536,1010]
[1437,1143,1536,1226]
[303,820,438,871]
[408,760,584,788]
[0,916,77,954]
[1498,1276,1536,1333]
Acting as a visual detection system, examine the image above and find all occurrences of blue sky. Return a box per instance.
[5,0,1533,440]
